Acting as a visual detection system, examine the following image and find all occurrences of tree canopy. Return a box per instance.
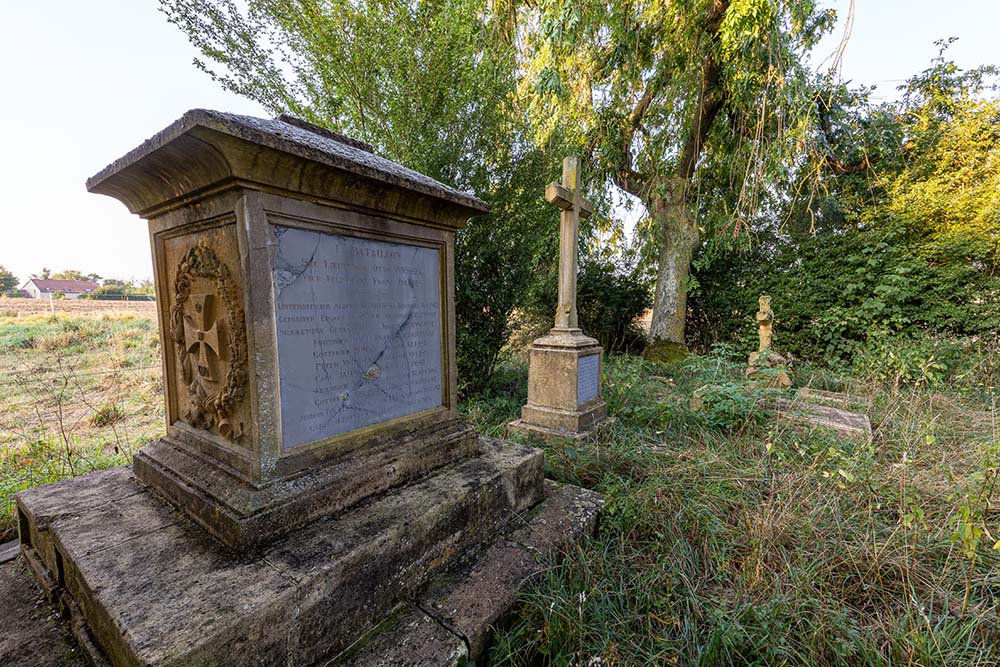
[0,265,17,294]
[160,1,998,378]
[162,0,564,391]
[516,0,836,352]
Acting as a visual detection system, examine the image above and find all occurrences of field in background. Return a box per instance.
[0,298,158,317]
[0,297,162,542]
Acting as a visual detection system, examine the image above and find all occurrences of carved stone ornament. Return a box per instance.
[170,242,248,441]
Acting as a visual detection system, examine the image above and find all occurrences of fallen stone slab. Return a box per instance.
[795,387,869,412]
[766,397,872,438]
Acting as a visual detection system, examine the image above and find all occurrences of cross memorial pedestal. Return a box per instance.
[509,157,608,440]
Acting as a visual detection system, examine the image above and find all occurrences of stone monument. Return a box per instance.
[509,157,607,440]
[15,110,600,666]
[747,295,792,388]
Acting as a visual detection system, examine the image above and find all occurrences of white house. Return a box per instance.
[22,278,100,300]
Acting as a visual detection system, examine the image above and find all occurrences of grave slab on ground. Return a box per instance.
[765,389,873,438]
[15,110,601,666]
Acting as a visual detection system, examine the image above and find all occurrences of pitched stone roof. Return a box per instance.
[87,109,489,214]
[26,279,99,293]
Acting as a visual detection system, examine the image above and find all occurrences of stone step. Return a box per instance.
[335,482,602,666]
[15,438,548,666]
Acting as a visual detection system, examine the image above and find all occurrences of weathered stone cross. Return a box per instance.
[184,293,222,381]
[545,156,593,331]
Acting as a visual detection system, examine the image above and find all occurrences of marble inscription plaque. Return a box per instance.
[577,354,600,404]
[272,225,443,449]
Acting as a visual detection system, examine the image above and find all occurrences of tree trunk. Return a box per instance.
[646,177,699,353]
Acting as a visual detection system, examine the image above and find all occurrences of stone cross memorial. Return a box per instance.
[509,157,608,440]
[747,294,792,388]
[14,110,601,666]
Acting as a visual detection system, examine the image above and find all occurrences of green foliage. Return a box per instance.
[688,48,1000,374]
[161,0,565,393]
[524,254,652,355]
[577,260,651,354]
[51,269,102,282]
[521,0,836,346]
[480,352,1000,666]
[0,265,17,294]
[83,280,156,300]
[1,436,130,543]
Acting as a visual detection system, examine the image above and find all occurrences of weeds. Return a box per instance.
[489,351,1000,666]
[0,308,162,541]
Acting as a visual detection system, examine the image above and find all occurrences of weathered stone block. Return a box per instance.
[83,111,491,551]
[16,439,546,666]
[509,330,607,440]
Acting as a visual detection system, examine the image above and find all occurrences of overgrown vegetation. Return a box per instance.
[1,4,997,664]
[467,351,1000,666]
[0,304,162,542]
[687,45,999,370]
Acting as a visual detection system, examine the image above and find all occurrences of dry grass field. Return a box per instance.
[0,297,162,542]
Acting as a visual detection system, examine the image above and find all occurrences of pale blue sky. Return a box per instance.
[0,1,996,285]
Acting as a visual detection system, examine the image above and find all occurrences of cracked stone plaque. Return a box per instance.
[273,225,444,449]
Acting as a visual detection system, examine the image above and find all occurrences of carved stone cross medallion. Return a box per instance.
[545,156,593,331]
[184,293,223,382]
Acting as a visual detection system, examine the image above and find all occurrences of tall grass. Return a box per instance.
[469,349,1000,666]
[0,311,163,542]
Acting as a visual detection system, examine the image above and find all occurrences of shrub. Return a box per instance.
[522,255,651,355]
[688,225,1000,368]
[90,403,127,427]
[577,260,651,354]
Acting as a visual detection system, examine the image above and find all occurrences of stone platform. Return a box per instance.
[13,439,600,666]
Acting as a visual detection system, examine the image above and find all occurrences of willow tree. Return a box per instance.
[519,0,835,357]
[160,0,557,391]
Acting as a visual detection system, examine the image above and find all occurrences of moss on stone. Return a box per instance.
[642,339,689,365]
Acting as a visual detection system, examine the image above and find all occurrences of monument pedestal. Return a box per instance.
[13,111,602,666]
[133,418,477,552]
[509,328,608,440]
[17,439,600,666]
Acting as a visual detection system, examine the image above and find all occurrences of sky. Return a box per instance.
[1,0,997,286]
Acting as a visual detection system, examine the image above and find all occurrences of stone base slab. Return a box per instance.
[763,398,872,438]
[4,481,600,667]
[336,482,602,665]
[516,400,608,434]
[15,437,553,667]
[507,408,610,442]
[132,417,478,552]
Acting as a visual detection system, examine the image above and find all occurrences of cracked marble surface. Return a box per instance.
[272,225,443,449]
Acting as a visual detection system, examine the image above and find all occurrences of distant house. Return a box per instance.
[22,279,100,300]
